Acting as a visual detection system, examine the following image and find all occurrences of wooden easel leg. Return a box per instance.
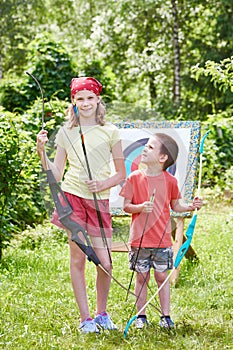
[171,217,198,260]
[171,217,184,285]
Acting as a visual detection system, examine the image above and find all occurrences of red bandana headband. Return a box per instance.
[70,77,102,97]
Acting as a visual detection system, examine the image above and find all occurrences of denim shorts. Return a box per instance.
[129,247,173,273]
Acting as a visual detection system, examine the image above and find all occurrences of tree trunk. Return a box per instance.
[0,54,2,80]
[148,73,157,107]
[171,0,181,105]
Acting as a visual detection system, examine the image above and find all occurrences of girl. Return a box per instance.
[37,77,126,334]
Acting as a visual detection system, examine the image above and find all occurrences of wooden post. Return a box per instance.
[171,217,184,285]
[111,241,129,252]
[171,216,198,285]
[171,217,197,260]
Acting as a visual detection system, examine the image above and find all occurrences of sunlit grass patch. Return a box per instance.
[1,202,233,349]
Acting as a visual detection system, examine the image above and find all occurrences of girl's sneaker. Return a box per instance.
[135,316,149,329]
[79,318,100,334]
[159,316,175,329]
[94,312,118,330]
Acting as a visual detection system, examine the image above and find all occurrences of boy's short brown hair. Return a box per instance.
[154,133,179,170]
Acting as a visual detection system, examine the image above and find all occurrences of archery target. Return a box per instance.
[124,138,148,176]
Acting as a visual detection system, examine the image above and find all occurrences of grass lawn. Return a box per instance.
[0,199,232,349]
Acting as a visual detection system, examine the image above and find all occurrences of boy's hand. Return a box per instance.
[142,201,154,213]
[189,197,203,211]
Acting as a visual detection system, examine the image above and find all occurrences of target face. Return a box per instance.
[123,138,148,176]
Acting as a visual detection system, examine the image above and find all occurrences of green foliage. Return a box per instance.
[201,114,233,194]
[191,57,233,93]
[0,108,45,257]
[0,0,47,74]
[0,33,74,112]
[0,94,72,257]
[0,203,232,349]
[26,33,74,101]
[190,56,233,194]
[1,0,233,119]
[0,75,32,113]
[13,223,67,250]
[76,60,117,103]
[112,216,130,239]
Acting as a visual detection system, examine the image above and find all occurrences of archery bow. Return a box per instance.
[123,130,210,338]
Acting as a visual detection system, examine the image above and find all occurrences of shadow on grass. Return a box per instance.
[81,318,232,350]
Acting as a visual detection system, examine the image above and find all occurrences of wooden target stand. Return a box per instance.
[110,121,201,284]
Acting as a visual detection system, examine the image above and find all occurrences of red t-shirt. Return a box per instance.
[119,170,181,248]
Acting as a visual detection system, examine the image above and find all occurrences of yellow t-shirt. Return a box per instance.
[55,123,120,199]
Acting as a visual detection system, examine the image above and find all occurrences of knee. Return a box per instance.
[70,252,86,272]
[155,271,168,285]
[137,272,149,285]
[102,261,112,273]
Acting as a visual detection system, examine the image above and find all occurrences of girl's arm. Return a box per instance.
[87,140,126,192]
[37,130,67,182]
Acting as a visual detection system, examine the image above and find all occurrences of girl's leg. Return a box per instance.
[135,271,150,315]
[92,237,112,314]
[67,231,90,322]
[154,270,170,315]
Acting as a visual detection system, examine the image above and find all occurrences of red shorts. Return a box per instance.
[51,192,112,238]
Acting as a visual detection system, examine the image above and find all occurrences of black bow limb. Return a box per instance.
[46,169,101,266]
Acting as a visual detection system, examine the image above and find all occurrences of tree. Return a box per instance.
[0,34,74,112]
[0,0,47,76]
[171,0,181,105]
[177,0,233,119]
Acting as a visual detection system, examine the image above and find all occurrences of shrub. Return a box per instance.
[0,108,44,258]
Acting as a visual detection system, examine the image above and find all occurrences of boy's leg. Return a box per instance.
[154,270,170,315]
[135,271,150,314]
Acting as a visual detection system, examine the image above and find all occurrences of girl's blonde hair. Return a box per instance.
[66,99,106,129]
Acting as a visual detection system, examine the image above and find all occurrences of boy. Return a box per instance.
[120,133,202,329]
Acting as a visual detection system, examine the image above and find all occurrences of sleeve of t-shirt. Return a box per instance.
[109,125,121,149]
[54,127,65,149]
[119,177,134,200]
[171,177,182,200]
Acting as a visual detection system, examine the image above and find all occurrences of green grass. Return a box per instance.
[0,200,233,350]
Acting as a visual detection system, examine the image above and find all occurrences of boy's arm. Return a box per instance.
[123,198,153,214]
[171,197,203,212]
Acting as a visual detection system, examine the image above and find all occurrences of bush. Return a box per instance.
[0,33,74,113]
[202,113,233,196]
[0,108,45,258]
